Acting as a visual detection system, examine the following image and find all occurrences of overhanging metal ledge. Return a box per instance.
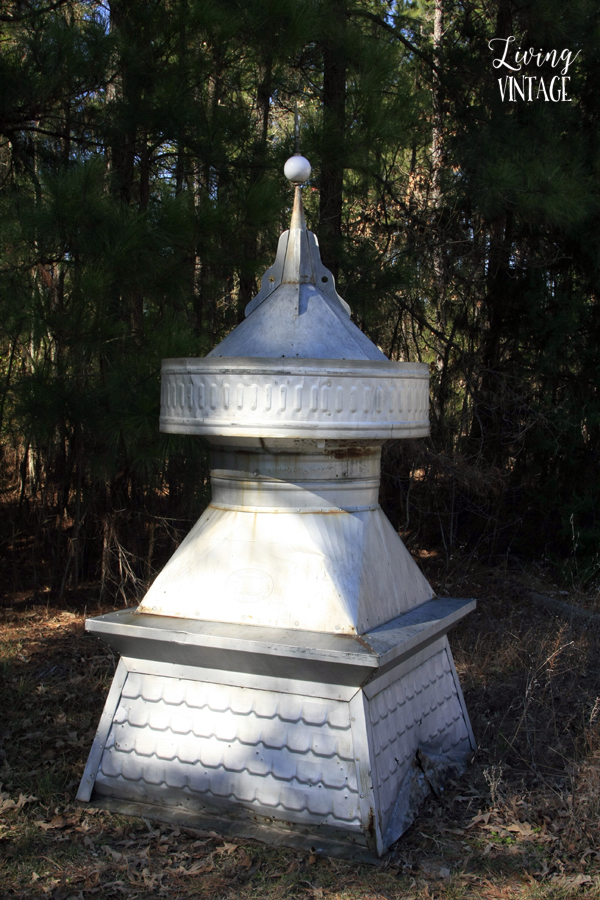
[86,597,474,687]
[364,597,476,671]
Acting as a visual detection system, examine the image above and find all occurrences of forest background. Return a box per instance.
[1,0,599,603]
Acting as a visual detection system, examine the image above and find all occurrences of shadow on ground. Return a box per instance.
[1,565,600,898]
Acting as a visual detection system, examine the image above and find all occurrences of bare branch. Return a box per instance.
[346,9,439,75]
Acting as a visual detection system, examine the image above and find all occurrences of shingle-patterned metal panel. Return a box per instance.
[367,647,471,838]
[95,674,362,829]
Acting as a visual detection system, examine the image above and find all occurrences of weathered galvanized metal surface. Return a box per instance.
[226,183,355,345]
[85,597,475,683]
[79,156,476,858]
[136,444,433,631]
[88,795,380,862]
[160,359,429,440]
[160,176,428,440]
[368,644,473,847]
[94,677,363,828]
[79,603,475,858]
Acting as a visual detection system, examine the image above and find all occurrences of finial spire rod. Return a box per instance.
[294,98,300,154]
[242,152,351,318]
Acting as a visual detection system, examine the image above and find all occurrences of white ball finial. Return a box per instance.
[284,154,311,184]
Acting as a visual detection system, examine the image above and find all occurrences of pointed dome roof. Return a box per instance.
[206,158,387,362]
[159,156,429,441]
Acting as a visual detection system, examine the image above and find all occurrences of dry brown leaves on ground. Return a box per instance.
[2,561,600,898]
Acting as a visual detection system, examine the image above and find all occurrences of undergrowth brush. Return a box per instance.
[1,560,600,898]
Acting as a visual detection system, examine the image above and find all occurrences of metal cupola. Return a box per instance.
[78,156,476,860]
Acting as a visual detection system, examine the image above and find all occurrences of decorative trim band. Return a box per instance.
[160,359,429,439]
[210,474,380,511]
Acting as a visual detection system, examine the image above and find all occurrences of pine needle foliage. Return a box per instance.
[0,0,599,599]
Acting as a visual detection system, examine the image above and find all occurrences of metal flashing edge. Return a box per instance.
[76,658,128,803]
[444,637,477,752]
[348,691,383,856]
[121,656,359,701]
[85,797,383,864]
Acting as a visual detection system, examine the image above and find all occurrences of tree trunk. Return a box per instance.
[319,6,346,279]
[237,56,273,321]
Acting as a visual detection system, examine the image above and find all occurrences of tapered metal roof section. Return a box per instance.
[206,155,387,362]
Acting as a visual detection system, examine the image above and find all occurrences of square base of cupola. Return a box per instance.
[77,600,475,860]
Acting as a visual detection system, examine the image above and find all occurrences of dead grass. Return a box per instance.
[2,564,600,899]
